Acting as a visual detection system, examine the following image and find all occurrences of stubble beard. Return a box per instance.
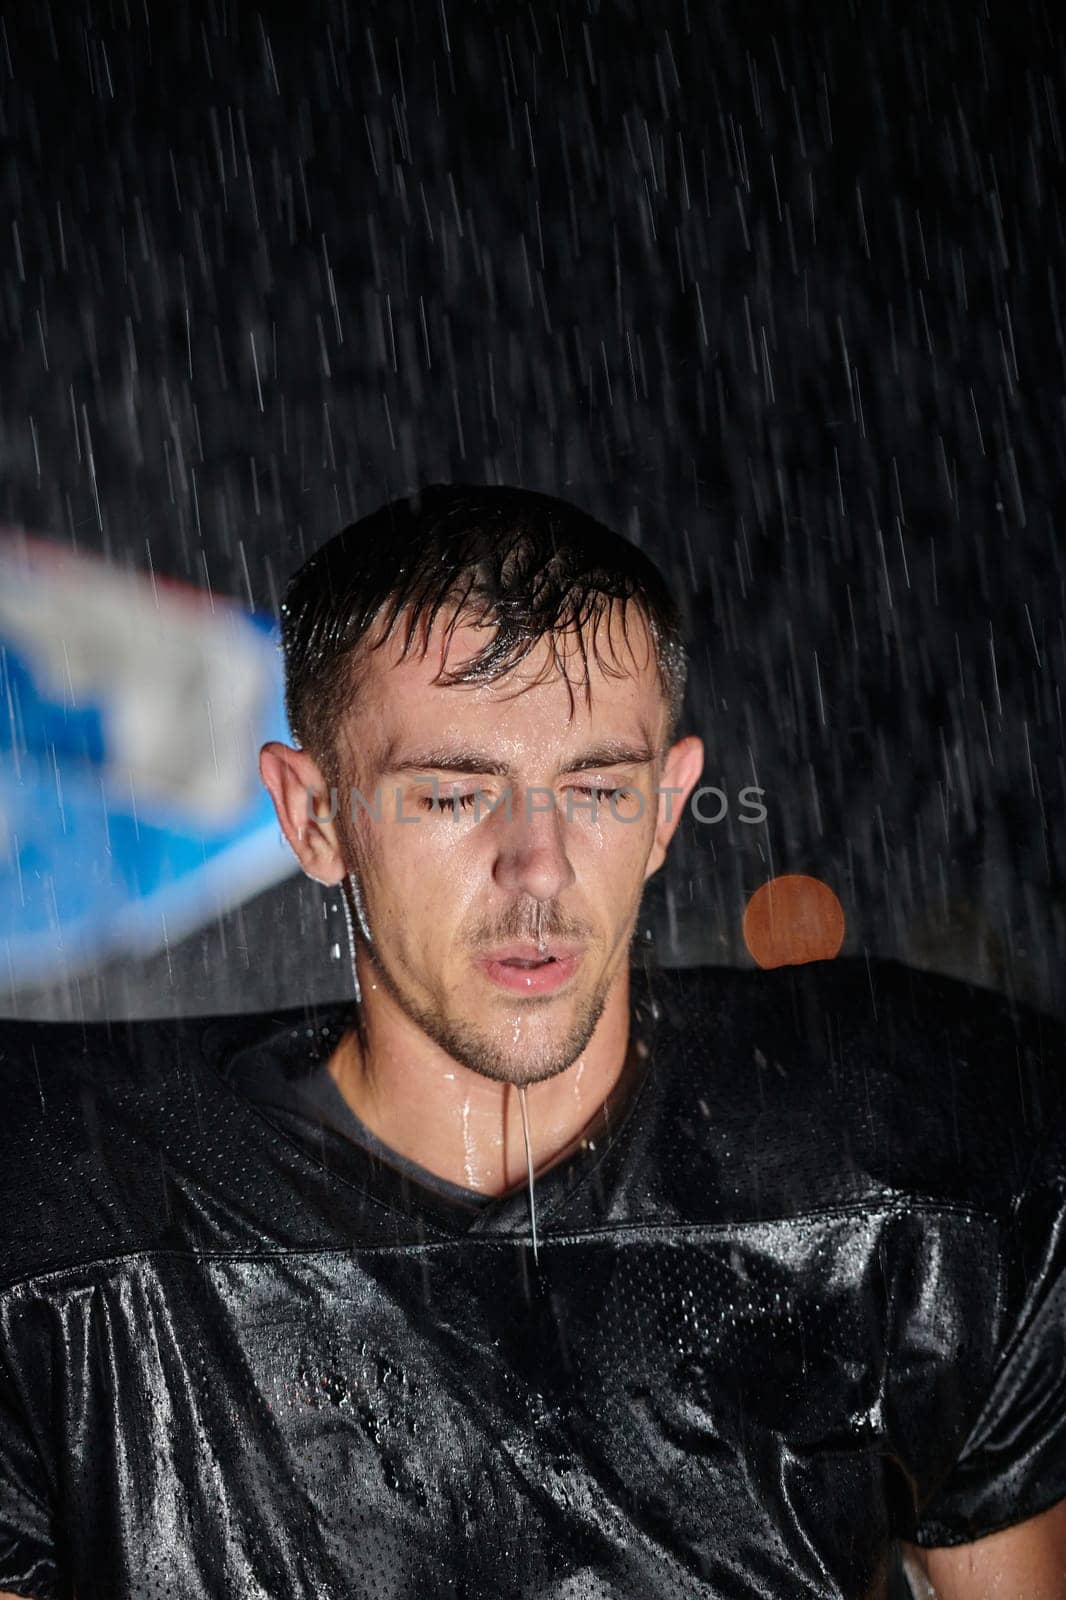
[357,930,613,1087]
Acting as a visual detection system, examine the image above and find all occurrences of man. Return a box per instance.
[0,483,1063,1599]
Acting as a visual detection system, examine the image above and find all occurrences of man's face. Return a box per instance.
[331,605,688,1087]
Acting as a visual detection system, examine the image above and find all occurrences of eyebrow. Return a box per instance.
[380,737,657,779]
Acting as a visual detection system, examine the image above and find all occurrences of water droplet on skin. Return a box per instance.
[461,1096,477,1189]
[346,870,372,944]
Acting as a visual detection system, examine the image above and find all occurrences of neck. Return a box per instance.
[326,954,634,1198]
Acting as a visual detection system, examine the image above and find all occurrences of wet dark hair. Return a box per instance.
[280,483,687,780]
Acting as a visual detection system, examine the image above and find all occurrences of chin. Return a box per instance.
[494,1009,599,1080]
[493,1051,579,1090]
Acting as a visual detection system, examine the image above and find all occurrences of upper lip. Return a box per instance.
[479,943,582,963]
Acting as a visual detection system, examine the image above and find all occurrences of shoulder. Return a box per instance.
[643,956,1065,1219]
[0,1006,316,1290]
[0,1008,187,1133]
[0,1006,293,1128]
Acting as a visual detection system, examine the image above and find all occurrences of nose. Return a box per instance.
[491,788,577,902]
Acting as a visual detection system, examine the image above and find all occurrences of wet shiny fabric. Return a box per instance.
[0,957,1064,1600]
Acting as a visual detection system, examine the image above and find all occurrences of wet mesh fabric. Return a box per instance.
[0,956,1064,1599]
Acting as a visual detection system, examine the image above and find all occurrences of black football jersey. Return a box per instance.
[1,957,1064,1598]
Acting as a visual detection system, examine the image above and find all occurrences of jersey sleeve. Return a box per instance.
[909,1102,1066,1547]
[0,1342,63,1599]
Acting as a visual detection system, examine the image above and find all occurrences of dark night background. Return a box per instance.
[1,0,1064,1021]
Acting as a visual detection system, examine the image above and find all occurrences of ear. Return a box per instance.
[644,735,704,880]
[259,741,349,886]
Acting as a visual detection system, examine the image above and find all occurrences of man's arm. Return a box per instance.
[901,1495,1066,1598]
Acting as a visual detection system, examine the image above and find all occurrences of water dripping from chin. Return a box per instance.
[516,1084,539,1267]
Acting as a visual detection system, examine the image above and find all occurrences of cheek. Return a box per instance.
[369,825,483,918]
[569,818,657,898]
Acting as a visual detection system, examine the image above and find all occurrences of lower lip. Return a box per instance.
[476,954,581,995]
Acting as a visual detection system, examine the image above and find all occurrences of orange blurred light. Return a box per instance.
[742,874,846,969]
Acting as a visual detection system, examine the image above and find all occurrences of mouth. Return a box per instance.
[474,944,583,995]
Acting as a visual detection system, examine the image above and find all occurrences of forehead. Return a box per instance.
[350,603,666,760]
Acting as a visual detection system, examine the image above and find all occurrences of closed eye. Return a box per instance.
[420,792,483,813]
[418,786,636,816]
